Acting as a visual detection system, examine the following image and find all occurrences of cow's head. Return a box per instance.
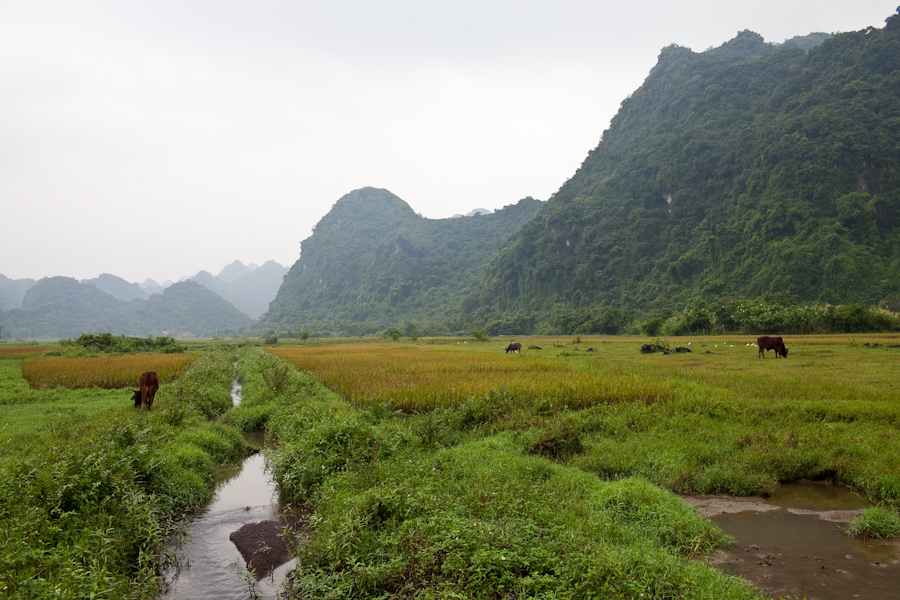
[131,389,142,407]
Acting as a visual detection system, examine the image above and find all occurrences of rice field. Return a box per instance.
[271,343,675,412]
[21,354,198,390]
[0,346,56,359]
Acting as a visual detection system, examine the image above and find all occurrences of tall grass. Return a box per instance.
[21,354,197,390]
[0,346,55,359]
[272,344,674,412]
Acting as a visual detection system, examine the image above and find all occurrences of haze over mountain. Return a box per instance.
[82,274,151,302]
[0,278,253,340]
[0,259,285,339]
[0,275,37,311]
[189,260,288,319]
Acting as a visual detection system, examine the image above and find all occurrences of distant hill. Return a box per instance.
[217,260,259,283]
[1,277,253,339]
[189,260,287,319]
[258,187,543,334]
[476,13,900,323]
[0,275,36,310]
[82,273,150,302]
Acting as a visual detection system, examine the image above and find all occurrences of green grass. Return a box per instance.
[0,347,245,599]
[235,347,763,598]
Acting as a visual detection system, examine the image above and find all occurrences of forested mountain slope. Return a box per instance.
[259,187,543,333]
[478,11,900,318]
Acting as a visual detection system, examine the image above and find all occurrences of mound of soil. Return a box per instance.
[229,513,307,577]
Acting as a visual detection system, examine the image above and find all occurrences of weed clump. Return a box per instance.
[846,506,900,539]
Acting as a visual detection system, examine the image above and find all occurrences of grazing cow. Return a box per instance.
[505,342,522,354]
[756,336,788,358]
[131,371,159,413]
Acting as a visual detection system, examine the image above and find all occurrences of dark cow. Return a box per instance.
[131,371,159,413]
[505,342,522,354]
[757,336,788,358]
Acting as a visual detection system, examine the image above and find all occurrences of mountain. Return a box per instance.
[476,12,900,322]
[258,187,543,334]
[1,278,253,339]
[82,273,150,301]
[217,260,258,283]
[0,275,36,310]
[127,281,255,336]
[140,279,167,295]
[189,260,287,319]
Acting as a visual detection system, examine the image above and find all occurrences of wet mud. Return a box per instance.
[683,483,900,599]
[230,513,307,577]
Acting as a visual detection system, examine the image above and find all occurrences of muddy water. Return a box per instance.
[684,483,900,599]
[162,375,296,600]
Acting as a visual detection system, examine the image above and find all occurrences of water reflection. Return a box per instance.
[163,373,295,600]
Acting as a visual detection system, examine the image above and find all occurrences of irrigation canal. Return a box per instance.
[162,375,297,599]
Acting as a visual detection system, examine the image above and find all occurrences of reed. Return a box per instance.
[21,354,197,390]
[272,344,674,412]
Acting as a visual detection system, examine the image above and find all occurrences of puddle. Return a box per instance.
[163,373,299,600]
[683,483,900,599]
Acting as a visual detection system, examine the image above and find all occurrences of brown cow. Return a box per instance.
[131,371,159,413]
[505,342,522,354]
[757,336,788,358]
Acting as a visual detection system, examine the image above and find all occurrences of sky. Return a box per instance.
[2,1,898,285]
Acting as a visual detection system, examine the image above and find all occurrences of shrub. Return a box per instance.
[471,328,490,342]
[846,506,900,539]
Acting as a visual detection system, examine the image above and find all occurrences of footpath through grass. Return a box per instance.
[0,347,244,599]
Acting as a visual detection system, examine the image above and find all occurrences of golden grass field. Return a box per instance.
[272,332,900,412]
[0,346,56,359]
[20,353,198,390]
[273,340,666,412]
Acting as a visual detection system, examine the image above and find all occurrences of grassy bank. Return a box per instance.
[0,347,244,599]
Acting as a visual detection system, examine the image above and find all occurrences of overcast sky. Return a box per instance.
[2,1,897,285]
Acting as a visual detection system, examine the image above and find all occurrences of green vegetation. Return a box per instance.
[847,506,900,539]
[258,187,543,336]
[475,10,900,324]
[230,335,898,597]
[47,333,184,356]
[236,347,758,599]
[4,334,900,597]
[0,347,243,598]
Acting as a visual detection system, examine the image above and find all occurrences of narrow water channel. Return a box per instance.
[163,374,296,599]
[684,483,900,599]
